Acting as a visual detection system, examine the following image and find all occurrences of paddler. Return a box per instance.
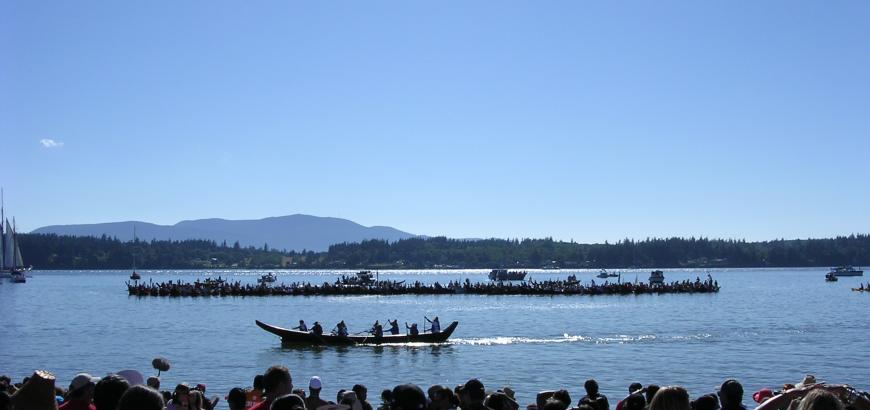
[370,320,383,338]
[334,320,348,337]
[425,316,441,333]
[405,322,419,336]
[311,321,323,336]
[292,320,308,332]
[386,319,400,335]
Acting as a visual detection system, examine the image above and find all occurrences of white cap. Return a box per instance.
[309,376,322,390]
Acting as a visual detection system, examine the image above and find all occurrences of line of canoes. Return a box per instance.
[126,277,720,297]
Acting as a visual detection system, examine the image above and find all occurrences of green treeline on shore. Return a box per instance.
[18,233,870,270]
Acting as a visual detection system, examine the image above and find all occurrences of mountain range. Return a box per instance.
[30,214,417,252]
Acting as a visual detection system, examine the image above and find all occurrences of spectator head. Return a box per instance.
[118,386,164,410]
[93,374,130,410]
[271,394,307,410]
[226,388,247,410]
[691,394,720,410]
[146,377,160,390]
[293,389,306,399]
[309,377,322,395]
[391,384,426,410]
[337,389,347,404]
[753,390,775,405]
[543,398,568,410]
[173,383,191,406]
[645,385,660,406]
[629,384,643,394]
[353,384,368,402]
[460,379,486,404]
[11,370,58,410]
[485,392,519,410]
[263,366,292,396]
[68,373,100,401]
[254,375,266,392]
[189,390,205,410]
[625,394,646,410]
[380,389,393,406]
[584,380,600,396]
[649,387,690,410]
[341,391,363,410]
[552,390,571,408]
[796,389,843,410]
[718,380,743,408]
[0,391,11,410]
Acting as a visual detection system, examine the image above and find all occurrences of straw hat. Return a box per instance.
[11,370,59,410]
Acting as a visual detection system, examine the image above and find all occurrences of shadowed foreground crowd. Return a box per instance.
[1,367,867,410]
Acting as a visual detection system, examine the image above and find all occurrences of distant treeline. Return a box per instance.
[17,233,870,270]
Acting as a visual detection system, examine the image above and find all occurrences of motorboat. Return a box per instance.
[829,266,863,277]
[258,273,278,284]
[649,270,665,285]
[489,269,527,281]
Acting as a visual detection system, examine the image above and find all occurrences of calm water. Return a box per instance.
[1,269,868,407]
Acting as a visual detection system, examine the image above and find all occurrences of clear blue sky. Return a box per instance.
[2,1,869,242]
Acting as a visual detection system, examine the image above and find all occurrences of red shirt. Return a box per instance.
[59,400,96,410]
[247,398,273,410]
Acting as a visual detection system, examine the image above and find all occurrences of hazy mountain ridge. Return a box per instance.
[31,214,416,252]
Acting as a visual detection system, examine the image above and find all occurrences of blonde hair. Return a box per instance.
[188,390,204,410]
[649,386,690,410]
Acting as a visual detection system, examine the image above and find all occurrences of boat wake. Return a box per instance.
[450,333,713,346]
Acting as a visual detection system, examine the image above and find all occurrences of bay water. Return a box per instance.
[1,268,868,407]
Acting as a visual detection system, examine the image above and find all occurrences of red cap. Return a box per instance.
[753,389,774,403]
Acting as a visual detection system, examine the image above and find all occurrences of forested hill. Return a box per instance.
[18,233,870,270]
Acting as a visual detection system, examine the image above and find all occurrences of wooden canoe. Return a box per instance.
[255,320,459,345]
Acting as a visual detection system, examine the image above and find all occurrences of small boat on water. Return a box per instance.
[829,266,863,277]
[596,269,619,279]
[489,269,527,281]
[1,197,32,279]
[825,272,838,282]
[10,270,26,283]
[649,270,665,285]
[258,273,278,284]
[255,320,459,345]
[130,271,141,281]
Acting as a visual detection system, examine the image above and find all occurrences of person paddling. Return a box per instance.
[292,320,308,332]
[425,316,441,333]
[406,322,419,336]
[334,320,349,337]
[370,320,384,338]
[385,319,400,335]
[311,321,323,336]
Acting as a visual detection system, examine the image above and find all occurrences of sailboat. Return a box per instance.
[1,190,31,281]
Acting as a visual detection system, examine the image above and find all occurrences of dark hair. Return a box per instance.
[625,394,646,410]
[646,385,660,405]
[585,380,599,395]
[227,388,247,410]
[263,366,292,394]
[691,394,720,410]
[629,383,643,394]
[543,398,569,410]
[337,389,347,403]
[0,391,11,410]
[553,390,571,407]
[271,394,307,410]
[353,384,368,401]
[118,386,165,410]
[254,375,266,391]
[94,374,130,410]
[718,380,743,407]
[381,389,394,403]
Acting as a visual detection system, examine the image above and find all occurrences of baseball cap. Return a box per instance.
[309,376,322,390]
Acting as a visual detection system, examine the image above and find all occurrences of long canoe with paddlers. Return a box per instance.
[255,320,459,345]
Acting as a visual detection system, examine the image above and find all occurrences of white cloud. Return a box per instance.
[40,138,64,148]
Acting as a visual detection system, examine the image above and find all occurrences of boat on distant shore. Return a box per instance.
[825,272,838,282]
[258,273,278,284]
[255,320,459,345]
[649,270,665,285]
[489,269,527,281]
[829,266,863,277]
[596,269,619,279]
